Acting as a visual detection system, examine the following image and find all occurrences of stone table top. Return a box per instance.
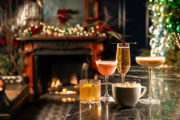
[64,66,180,120]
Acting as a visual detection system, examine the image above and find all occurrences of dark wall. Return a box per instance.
[126,0,147,65]
[99,0,147,64]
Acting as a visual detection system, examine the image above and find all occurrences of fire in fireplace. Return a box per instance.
[35,55,90,96]
[40,75,79,103]
[46,76,78,103]
[48,76,78,95]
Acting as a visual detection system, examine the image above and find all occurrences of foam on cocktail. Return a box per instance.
[136,56,165,67]
[113,82,140,88]
[96,60,117,76]
[96,60,118,65]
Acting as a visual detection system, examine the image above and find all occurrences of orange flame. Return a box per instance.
[51,78,62,88]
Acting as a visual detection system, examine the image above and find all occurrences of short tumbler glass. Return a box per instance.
[80,79,101,104]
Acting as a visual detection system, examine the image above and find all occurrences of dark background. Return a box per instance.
[99,0,148,65]
[0,0,148,65]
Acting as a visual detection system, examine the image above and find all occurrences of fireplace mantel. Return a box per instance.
[16,36,106,41]
[16,36,105,95]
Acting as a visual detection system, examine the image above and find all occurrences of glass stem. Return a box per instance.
[104,76,109,99]
[121,75,125,83]
[148,67,152,99]
[105,102,109,120]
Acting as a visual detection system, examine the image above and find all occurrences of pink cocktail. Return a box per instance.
[96,60,117,102]
[96,61,117,76]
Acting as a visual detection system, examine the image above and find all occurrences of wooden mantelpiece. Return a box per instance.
[16,36,105,95]
[16,36,106,41]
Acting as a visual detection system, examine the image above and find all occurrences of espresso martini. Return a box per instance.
[136,57,165,67]
[135,56,165,104]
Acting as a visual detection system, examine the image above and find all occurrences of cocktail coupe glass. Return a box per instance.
[136,56,165,104]
[116,43,131,83]
[96,60,117,102]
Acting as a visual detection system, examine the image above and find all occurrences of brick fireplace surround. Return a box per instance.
[16,36,105,95]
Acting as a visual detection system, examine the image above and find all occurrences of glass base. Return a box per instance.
[139,98,160,104]
[80,100,101,104]
[101,96,114,102]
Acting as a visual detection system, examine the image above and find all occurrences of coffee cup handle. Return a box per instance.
[140,86,147,98]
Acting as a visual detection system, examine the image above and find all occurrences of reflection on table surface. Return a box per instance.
[66,66,180,120]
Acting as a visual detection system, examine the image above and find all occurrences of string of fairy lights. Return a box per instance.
[20,22,106,38]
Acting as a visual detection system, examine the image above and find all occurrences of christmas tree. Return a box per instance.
[148,0,180,58]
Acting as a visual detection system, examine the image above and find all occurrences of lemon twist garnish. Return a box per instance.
[83,83,93,87]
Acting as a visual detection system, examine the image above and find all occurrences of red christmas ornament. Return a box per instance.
[93,33,97,37]
[31,25,43,36]
[43,33,47,37]
[31,27,35,32]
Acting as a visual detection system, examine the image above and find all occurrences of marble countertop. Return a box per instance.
[64,66,180,120]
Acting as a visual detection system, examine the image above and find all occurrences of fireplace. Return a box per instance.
[16,36,105,96]
[34,54,90,96]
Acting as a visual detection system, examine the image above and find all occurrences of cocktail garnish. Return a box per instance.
[84,83,92,87]
[122,42,126,46]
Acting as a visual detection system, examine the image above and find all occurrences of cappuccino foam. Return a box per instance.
[113,82,140,88]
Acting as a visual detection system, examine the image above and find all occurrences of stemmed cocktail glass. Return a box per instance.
[136,56,165,104]
[116,43,131,83]
[96,60,117,102]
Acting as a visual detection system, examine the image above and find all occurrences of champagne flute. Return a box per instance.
[96,60,117,102]
[116,43,131,83]
[136,56,165,104]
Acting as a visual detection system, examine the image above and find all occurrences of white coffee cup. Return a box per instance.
[112,83,147,107]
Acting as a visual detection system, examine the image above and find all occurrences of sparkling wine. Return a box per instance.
[136,57,165,67]
[96,60,117,76]
[116,47,131,76]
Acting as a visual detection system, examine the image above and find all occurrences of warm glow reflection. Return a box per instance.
[73,85,78,88]
[80,103,102,120]
[58,88,77,95]
[70,73,78,85]
[61,97,76,103]
[61,98,67,102]
[97,104,102,117]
